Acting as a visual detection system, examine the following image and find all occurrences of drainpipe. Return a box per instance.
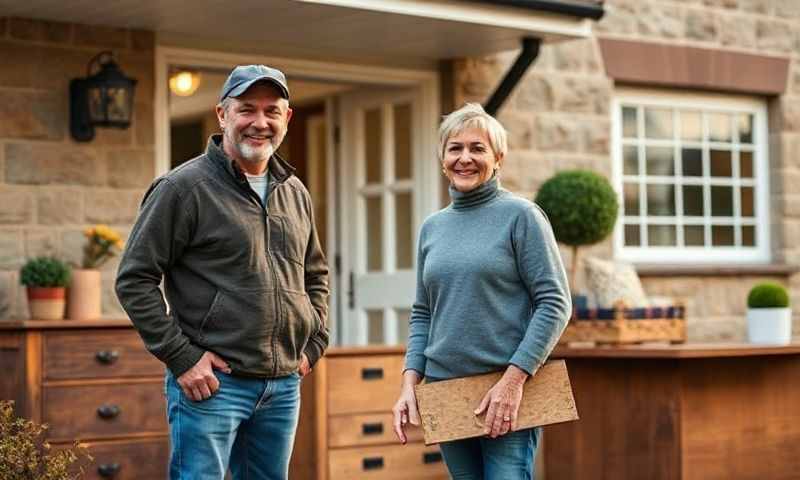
[483,37,541,116]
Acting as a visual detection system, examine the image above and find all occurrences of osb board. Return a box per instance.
[415,360,579,445]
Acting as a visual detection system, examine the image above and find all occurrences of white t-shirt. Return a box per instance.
[245,171,270,206]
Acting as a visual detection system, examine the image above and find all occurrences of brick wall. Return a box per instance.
[0,17,155,320]
[451,0,800,341]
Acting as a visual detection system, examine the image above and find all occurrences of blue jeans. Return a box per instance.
[439,427,541,480]
[164,369,301,480]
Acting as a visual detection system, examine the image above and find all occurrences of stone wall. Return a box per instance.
[0,17,154,320]
[452,0,800,341]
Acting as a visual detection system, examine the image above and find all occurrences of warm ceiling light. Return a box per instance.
[169,70,201,97]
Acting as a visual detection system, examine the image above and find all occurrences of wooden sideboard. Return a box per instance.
[546,343,800,480]
[0,319,168,480]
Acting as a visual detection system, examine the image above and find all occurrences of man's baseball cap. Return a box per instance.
[219,64,290,102]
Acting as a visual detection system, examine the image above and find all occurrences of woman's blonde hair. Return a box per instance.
[437,103,508,162]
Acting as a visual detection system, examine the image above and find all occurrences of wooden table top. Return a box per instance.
[551,342,800,359]
[0,318,135,330]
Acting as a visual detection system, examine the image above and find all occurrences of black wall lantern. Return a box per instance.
[70,51,137,142]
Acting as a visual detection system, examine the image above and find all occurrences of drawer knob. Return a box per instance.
[361,368,384,380]
[95,350,120,365]
[362,457,384,471]
[362,422,384,435]
[97,404,121,420]
[423,451,443,464]
[98,462,121,477]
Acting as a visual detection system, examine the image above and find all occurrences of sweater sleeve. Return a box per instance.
[403,224,430,375]
[115,178,205,377]
[508,204,572,375]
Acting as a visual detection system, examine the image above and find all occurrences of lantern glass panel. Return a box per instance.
[107,87,131,123]
[88,86,106,123]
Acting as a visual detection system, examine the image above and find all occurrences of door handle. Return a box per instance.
[97,404,121,420]
[95,350,119,365]
[347,271,355,309]
[97,463,121,477]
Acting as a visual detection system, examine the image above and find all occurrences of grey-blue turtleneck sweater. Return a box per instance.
[404,177,572,379]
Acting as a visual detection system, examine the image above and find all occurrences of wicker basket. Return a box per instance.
[559,301,687,345]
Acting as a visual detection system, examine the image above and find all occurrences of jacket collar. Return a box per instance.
[206,134,295,186]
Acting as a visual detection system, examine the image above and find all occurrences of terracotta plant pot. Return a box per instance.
[27,287,66,320]
[67,268,102,320]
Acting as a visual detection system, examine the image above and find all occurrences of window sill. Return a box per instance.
[635,263,799,277]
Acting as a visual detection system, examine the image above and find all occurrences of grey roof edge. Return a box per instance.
[466,0,605,21]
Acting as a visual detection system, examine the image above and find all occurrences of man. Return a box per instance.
[115,64,329,480]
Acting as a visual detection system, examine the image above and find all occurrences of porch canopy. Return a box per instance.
[0,0,602,68]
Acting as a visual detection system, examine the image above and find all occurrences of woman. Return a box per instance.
[392,103,571,479]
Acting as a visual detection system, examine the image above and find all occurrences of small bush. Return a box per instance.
[0,400,91,480]
[20,257,71,288]
[747,282,790,309]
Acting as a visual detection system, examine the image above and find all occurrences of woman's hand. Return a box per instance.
[392,369,423,444]
[474,364,529,438]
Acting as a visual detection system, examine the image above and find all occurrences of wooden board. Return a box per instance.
[414,360,579,445]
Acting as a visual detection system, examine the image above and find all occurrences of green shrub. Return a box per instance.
[19,257,71,288]
[747,282,790,309]
[0,400,91,480]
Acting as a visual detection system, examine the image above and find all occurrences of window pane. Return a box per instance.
[645,108,673,139]
[740,151,753,178]
[712,225,735,246]
[711,186,733,216]
[365,108,383,183]
[684,225,705,246]
[396,308,411,344]
[622,106,637,138]
[395,192,413,269]
[742,226,755,246]
[682,185,704,216]
[738,114,754,144]
[648,225,677,246]
[367,309,384,344]
[682,148,703,177]
[708,113,732,142]
[741,186,754,217]
[646,146,674,176]
[394,104,412,180]
[366,196,383,271]
[623,183,640,215]
[623,146,639,175]
[710,149,732,177]
[624,224,641,246]
[681,111,702,141]
[647,184,675,216]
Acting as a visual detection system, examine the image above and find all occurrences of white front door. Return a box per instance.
[339,88,424,345]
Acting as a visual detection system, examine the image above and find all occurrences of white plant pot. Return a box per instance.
[746,308,792,345]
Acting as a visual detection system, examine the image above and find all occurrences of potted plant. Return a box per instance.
[534,170,619,308]
[20,257,71,320]
[0,400,91,479]
[746,282,792,345]
[67,225,123,320]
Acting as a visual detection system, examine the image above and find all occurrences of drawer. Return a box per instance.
[59,437,169,480]
[327,355,403,414]
[329,413,423,447]
[43,382,166,440]
[329,443,448,480]
[43,330,163,380]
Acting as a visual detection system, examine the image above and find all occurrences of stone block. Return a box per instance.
[73,24,129,49]
[757,19,794,53]
[134,101,155,147]
[0,89,65,140]
[719,14,757,49]
[37,189,83,225]
[117,51,155,107]
[84,190,141,224]
[499,151,553,193]
[92,126,133,146]
[783,195,800,218]
[61,229,85,268]
[551,155,610,176]
[781,220,800,249]
[535,116,581,153]
[497,111,535,151]
[551,39,590,72]
[594,0,637,35]
[0,270,29,320]
[637,3,684,38]
[102,269,125,318]
[775,0,800,18]
[0,190,33,224]
[702,0,739,8]
[5,143,106,186]
[780,99,800,132]
[737,0,772,14]
[554,77,611,115]
[24,228,59,258]
[0,229,23,269]
[687,317,744,343]
[582,118,611,155]
[8,17,71,43]
[515,75,555,112]
[107,149,156,189]
[779,133,800,169]
[686,8,719,41]
[0,42,85,92]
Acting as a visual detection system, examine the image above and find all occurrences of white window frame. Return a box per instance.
[611,89,771,264]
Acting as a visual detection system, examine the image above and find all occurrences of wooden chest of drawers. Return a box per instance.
[0,320,168,480]
[289,347,448,480]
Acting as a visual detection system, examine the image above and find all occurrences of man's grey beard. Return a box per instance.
[238,141,275,164]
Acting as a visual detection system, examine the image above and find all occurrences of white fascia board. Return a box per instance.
[294,0,592,40]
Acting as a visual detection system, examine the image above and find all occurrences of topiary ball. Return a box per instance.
[20,256,71,288]
[747,282,790,309]
[534,170,619,247]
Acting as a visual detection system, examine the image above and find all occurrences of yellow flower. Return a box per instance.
[84,227,95,238]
